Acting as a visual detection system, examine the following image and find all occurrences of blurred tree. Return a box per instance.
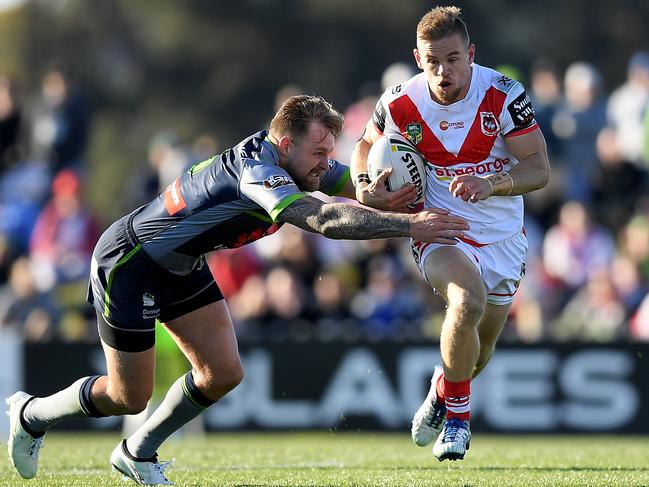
[0,0,645,223]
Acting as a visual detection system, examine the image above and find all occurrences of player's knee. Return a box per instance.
[221,363,245,392]
[449,290,486,326]
[196,360,244,397]
[111,389,152,415]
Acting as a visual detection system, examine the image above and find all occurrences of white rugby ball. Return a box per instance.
[367,133,426,211]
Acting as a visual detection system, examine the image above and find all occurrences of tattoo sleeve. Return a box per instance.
[278,196,410,240]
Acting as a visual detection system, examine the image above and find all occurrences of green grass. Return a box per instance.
[1,432,648,486]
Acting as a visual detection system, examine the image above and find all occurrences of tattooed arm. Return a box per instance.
[278,196,469,244]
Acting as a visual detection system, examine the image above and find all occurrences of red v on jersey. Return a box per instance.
[389,86,507,167]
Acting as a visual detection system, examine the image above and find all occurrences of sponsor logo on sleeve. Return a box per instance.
[163,178,187,216]
[263,174,295,189]
[372,100,387,133]
[507,91,535,127]
[480,112,499,136]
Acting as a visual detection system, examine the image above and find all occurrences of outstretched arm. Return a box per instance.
[278,196,468,244]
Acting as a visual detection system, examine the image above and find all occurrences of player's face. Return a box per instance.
[281,121,335,192]
[414,33,475,105]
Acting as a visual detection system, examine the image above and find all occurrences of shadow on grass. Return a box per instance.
[218,464,649,473]
[415,465,649,473]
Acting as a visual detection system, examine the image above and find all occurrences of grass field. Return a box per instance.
[1,432,648,486]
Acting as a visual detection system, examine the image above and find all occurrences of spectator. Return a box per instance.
[590,127,647,233]
[350,255,427,338]
[207,246,263,300]
[529,59,562,159]
[610,253,647,318]
[525,59,565,228]
[630,292,649,341]
[0,257,60,341]
[543,200,616,294]
[29,67,91,172]
[0,76,23,173]
[0,160,50,252]
[619,214,649,283]
[312,266,354,322]
[551,62,607,202]
[29,169,100,289]
[607,51,649,166]
[551,268,626,342]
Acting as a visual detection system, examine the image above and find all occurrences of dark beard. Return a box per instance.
[294,175,320,192]
[435,86,461,104]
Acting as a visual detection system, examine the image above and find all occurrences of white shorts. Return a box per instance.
[411,231,528,305]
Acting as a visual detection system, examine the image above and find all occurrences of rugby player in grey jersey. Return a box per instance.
[6,94,468,485]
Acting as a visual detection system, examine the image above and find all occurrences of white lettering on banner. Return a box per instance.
[0,329,23,436]
[317,348,401,428]
[204,347,640,431]
[205,349,314,428]
[560,350,638,429]
[398,349,441,417]
[478,351,558,429]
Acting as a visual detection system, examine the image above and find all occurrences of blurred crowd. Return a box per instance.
[2,51,649,345]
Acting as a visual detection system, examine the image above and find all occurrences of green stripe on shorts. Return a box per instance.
[103,244,142,317]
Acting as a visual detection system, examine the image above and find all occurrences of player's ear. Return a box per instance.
[277,135,292,157]
[413,48,423,70]
[468,43,475,64]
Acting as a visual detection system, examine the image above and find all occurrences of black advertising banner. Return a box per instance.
[25,342,649,433]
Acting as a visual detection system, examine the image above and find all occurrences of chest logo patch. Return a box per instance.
[480,112,499,136]
[405,122,422,145]
[439,120,465,131]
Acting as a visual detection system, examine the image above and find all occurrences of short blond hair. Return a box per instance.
[270,95,344,139]
[416,6,469,45]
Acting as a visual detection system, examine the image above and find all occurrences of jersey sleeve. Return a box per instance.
[319,159,350,196]
[371,87,401,135]
[499,80,538,137]
[240,162,307,221]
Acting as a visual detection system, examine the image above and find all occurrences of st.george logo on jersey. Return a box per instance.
[480,112,499,136]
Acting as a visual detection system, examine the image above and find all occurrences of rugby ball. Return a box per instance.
[367,133,426,211]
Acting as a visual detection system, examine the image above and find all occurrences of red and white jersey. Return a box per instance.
[371,63,538,244]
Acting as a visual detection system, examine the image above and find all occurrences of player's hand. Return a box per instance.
[356,168,418,211]
[408,208,469,244]
[449,175,492,203]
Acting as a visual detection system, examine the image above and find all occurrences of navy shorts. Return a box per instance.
[87,215,223,352]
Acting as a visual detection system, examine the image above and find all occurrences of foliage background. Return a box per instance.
[0,0,647,222]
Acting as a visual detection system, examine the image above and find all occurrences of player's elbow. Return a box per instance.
[537,162,551,189]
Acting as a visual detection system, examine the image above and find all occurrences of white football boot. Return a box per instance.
[411,365,446,446]
[110,440,174,485]
[6,391,45,479]
[432,418,471,461]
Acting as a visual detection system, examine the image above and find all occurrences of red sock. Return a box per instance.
[443,378,471,422]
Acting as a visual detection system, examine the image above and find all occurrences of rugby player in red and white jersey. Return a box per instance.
[351,6,550,461]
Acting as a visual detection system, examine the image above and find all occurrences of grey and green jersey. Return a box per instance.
[129,130,349,275]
